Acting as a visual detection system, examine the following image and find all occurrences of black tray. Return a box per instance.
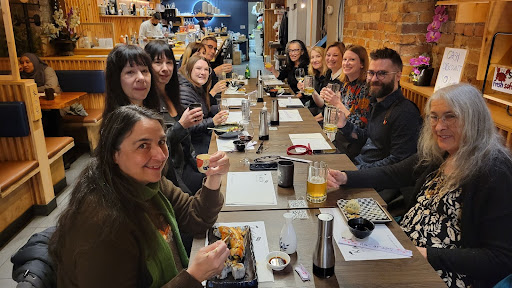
[207,226,258,288]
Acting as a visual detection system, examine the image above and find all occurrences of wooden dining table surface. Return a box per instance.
[195,78,446,287]
[190,209,446,288]
[38,91,87,110]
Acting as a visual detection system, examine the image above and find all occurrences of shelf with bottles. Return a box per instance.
[99,15,151,18]
[175,14,231,18]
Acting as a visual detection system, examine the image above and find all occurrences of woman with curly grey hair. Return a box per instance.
[327,83,512,288]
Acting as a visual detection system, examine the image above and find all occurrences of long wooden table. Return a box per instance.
[38,91,87,110]
[191,210,445,287]
[194,78,446,287]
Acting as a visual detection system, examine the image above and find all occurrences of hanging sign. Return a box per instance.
[491,67,512,95]
[434,48,467,92]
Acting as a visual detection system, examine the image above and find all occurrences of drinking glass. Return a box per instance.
[307,161,328,203]
[264,55,272,69]
[323,105,339,141]
[304,75,315,95]
[238,120,254,165]
[224,58,233,79]
[247,91,257,107]
[295,68,305,82]
[230,72,238,87]
[326,83,341,94]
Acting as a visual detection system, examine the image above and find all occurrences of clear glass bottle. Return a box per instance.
[279,213,297,254]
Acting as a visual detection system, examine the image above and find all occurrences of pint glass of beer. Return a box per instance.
[303,75,314,95]
[307,161,328,203]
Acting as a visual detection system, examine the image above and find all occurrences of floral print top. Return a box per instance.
[401,170,469,288]
[342,79,370,129]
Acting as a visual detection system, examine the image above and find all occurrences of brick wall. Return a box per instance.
[342,1,483,86]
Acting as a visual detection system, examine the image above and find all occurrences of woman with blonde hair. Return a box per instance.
[328,83,512,288]
[179,42,207,69]
[179,55,228,154]
[297,46,328,115]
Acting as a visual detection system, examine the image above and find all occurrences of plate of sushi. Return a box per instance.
[206,225,258,288]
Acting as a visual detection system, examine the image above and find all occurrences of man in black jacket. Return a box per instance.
[337,47,422,170]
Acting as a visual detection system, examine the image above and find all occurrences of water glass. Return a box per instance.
[295,68,305,82]
[326,83,340,94]
[304,75,314,95]
[247,91,257,107]
[307,161,328,203]
[224,58,233,79]
[323,106,339,141]
[241,99,250,122]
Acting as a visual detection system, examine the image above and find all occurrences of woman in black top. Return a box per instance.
[266,39,309,94]
[145,40,205,195]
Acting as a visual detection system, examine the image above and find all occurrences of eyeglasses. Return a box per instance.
[428,113,457,126]
[366,70,398,80]
[288,48,302,54]
[206,44,218,52]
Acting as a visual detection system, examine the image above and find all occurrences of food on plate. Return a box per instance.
[213,226,249,280]
[344,199,361,214]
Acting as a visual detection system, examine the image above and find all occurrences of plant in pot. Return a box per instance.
[42,6,81,56]
[409,54,434,86]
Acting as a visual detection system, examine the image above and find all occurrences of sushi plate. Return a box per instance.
[206,226,258,288]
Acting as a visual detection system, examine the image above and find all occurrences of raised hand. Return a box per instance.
[187,240,230,282]
[179,107,204,129]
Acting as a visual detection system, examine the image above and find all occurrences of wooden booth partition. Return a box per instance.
[0,80,56,245]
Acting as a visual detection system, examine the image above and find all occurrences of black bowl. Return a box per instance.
[348,218,375,239]
[233,140,246,152]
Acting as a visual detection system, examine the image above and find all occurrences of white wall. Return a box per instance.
[287,0,307,43]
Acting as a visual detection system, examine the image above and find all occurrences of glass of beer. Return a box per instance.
[307,161,328,203]
[304,75,314,95]
[265,55,272,69]
[323,106,339,141]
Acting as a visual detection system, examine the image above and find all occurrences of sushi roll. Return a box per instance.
[217,261,231,279]
[231,263,246,280]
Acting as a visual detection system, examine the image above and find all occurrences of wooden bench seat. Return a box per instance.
[0,161,39,198]
[62,109,103,152]
[44,137,75,194]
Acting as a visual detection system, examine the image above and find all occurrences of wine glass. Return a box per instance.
[238,120,254,165]
[294,68,305,83]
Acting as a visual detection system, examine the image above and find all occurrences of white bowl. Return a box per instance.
[266,251,290,271]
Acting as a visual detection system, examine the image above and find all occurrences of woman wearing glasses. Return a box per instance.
[179,55,228,154]
[328,84,512,288]
[266,39,309,94]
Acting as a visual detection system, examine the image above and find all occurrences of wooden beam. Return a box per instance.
[455,3,489,23]
[0,0,20,80]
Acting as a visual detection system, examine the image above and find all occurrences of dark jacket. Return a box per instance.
[11,227,56,288]
[339,87,422,169]
[178,74,216,154]
[344,153,512,288]
[278,61,309,94]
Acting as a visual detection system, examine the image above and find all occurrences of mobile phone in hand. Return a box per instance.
[189,103,202,109]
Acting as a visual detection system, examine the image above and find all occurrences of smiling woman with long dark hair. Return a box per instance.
[50,105,231,288]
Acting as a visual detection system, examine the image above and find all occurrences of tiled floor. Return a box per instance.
[0,53,264,286]
[0,153,92,287]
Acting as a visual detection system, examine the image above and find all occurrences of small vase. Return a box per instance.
[53,40,76,56]
[279,212,297,254]
[414,67,434,87]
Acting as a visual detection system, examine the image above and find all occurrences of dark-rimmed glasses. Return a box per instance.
[206,44,218,52]
[366,70,398,80]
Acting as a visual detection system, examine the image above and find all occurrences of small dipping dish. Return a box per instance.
[348,218,375,239]
[233,140,246,152]
[266,251,290,271]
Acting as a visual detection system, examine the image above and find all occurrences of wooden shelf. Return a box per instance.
[175,14,231,18]
[100,15,151,18]
[484,93,512,107]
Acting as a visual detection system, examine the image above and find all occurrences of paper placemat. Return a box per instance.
[289,133,332,150]
[225,172,277,206]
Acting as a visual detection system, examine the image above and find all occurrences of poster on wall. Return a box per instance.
[434,48,467,92]
[491,67,512,95]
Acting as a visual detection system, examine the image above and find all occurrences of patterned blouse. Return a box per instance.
[342,79,370,129]
[401,170,470,288]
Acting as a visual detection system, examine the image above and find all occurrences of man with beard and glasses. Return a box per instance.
[336,47,422,171]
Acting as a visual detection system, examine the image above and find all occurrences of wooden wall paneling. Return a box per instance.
[263,0,286,56]
[99,16,150,44]
[0,180,35,232]
[76,22,115,43]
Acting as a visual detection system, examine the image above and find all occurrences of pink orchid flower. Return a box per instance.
[435,6,446,15]
[426,30,441,43]
[413,68,421,75]
[434,13,448,23]
[418,56,430,66]
[427,20,441,31]
[410,58,421,67]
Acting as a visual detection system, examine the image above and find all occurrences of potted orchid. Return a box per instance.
[426,6,448,43]
[409,54,434,86]
[42,7,81,56]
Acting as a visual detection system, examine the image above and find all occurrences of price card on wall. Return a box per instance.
[491,66,512,95]
[434,48,467,92]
